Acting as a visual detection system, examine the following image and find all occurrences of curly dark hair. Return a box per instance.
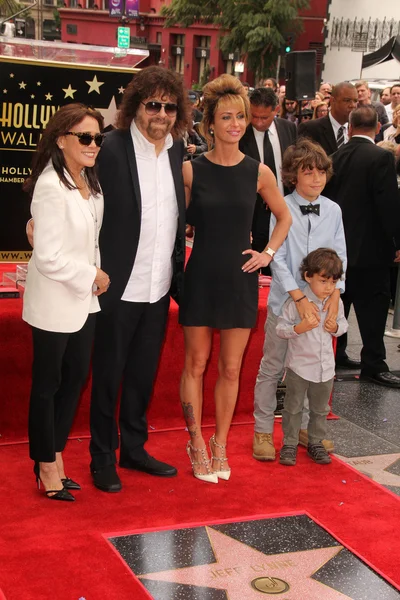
[300,248,344,281]
[23,103,104,196]
[281,138,333,190]
[116,66,191,136]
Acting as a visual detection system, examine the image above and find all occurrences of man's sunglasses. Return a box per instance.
[65,131,104,147]
[141,101,178,117]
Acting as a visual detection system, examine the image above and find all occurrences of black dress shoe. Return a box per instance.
[91,464,122,492]
[359,371,400,388]
[119,455,177,477]
[335,357,361,370]
[61,477,81,491]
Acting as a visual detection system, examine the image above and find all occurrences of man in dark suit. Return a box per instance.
[90,67,188,491]
[324,106,400,388]
[298,81,358,157]
[239,87,297,257]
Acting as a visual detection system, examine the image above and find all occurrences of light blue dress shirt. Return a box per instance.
[268,189,347,317]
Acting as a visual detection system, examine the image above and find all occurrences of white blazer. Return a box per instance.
[23,162,104,333]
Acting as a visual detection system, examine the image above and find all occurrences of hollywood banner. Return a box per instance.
[0,58,137,261]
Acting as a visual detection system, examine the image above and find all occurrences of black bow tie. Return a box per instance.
[300,204,320,216]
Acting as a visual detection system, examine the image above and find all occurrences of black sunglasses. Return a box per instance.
[141,101,178,117]
[65,131,104,147]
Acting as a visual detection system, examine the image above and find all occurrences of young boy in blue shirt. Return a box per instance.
[276,248,348,465]
[253,139,347,462]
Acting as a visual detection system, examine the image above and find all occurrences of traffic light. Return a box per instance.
[285,36,293,53]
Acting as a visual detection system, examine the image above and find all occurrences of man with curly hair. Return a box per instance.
[89,67,190,492]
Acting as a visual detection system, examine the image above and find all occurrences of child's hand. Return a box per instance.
[294,314,320,334]
[324,319,339,333]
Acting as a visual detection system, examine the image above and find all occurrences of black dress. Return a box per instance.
[179,154,260,329]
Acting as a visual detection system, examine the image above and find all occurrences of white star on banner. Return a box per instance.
[118,86,125,94]
[37,81,42,86]
[86,75,104,94]
[31,94,35,99]
[19,81,27,89]
[3,89,7,94]
[96,96,118,129]
[45,93,53,101]
[10,73,14,78]
[62,84,77,99]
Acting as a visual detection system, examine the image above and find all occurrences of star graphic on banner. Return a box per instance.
[118,85,125,94]
[36,81,42,86]
[96,96,117,128]
[139,527,350,599]
[10,73,14,78]
[62,84,77,99]
[30,94,35,99]
[86,75,104,94]
[45,93,53,101]
[19,81,27,89]
[3,89,7,94]
[336,453,400,488]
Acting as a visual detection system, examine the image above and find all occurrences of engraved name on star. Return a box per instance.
[62,84,77,99]
[336,453,400,488]
[139,527,351,599]
[86,75,104,94]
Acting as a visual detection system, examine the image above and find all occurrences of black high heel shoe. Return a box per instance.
[33,462,75,502]
[61,477,81,491]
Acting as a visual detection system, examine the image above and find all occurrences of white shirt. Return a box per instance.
[351,134,375,144]
[122,121,178,303]
[329,112,349,144]
[276,285,348,383]
[386,104,394,123]
[252,120,284,194]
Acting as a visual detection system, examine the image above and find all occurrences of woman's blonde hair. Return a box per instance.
[200,74,250,147]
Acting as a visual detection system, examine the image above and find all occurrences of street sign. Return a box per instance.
[117,26,130,49]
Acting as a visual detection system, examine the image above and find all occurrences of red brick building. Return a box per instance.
[59,0,328,88]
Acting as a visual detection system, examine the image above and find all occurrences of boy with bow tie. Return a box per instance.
[253,139,347,462]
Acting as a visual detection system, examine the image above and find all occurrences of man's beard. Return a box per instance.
[138,115,173,141]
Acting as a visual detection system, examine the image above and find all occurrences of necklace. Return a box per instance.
[87,192,99,268]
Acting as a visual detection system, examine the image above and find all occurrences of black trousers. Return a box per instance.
[89,294,170,470]
[336,266,390,375]
[29,314,96,462]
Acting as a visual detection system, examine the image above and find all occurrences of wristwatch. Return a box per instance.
[263,247,276,259]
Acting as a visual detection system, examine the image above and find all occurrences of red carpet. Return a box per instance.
[0,423,399,600]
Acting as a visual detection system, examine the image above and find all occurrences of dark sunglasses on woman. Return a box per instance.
[141,101,178,117]
[65,132,104,147]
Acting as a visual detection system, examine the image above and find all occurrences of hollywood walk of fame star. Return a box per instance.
[118,86,125,94]
[96,96,117,128]
[45,93,53,101]
[19,81,27,89]
[336,453,400,488]
[139,527,351,599]
[86,75,104,94]
[62,85,76,99]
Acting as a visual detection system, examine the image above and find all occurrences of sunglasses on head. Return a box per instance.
[65,131,104,147]
[141,101,178,117]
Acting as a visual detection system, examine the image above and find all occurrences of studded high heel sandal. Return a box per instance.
[209,434,231,481]
[186,441,218,484]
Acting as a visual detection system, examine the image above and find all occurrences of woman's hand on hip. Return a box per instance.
[242,249,272,273]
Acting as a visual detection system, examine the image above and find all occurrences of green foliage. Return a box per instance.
[0,0,23,17]
[161,0,310,80]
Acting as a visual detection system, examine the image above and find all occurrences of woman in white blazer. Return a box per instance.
[23,104,109,502]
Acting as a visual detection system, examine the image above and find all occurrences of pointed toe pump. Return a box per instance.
[34,462,75,502]
[186,441,218,484]
[209,434,231,481]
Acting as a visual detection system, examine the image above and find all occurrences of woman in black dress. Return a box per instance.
[179,75,292,483]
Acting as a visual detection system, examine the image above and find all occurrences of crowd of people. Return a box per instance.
[22,66,400,500]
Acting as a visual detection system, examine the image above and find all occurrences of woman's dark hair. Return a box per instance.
[116,66,191,136]
[300,248,344,281]
[23,103,104,196]
[281,138,333,190]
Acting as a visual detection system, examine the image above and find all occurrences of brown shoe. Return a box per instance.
[253,432,276,461]
[299,429,334,453]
